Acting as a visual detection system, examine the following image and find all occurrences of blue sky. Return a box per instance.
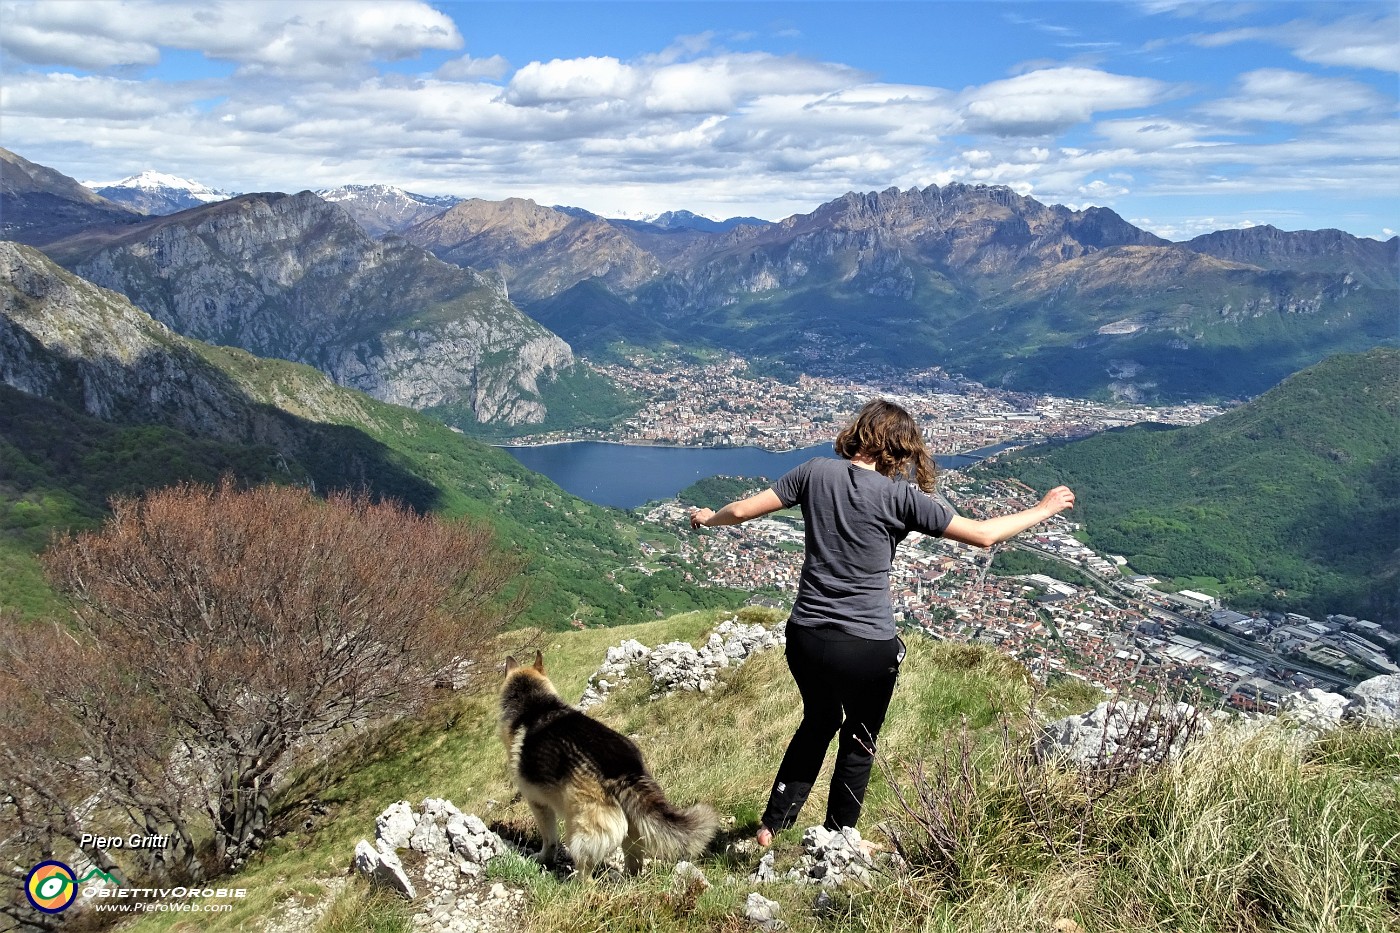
[1,1,1396,239]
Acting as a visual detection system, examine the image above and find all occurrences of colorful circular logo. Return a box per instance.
[25,861,78,913]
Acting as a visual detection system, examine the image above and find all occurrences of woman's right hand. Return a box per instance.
[689,508,715,529]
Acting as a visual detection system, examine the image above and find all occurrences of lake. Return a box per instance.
[501,441,1016,510]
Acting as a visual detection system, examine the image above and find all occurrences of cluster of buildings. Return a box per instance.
[639,475,1396,710]
[510,353,1224,453]
[1209,608,1399,678]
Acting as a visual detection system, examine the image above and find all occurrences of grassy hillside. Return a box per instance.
[93,609,1399,933]
[978,348,1400,621]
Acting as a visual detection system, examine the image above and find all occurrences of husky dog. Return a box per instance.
[499,652,719,877]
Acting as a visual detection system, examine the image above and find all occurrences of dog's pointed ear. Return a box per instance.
[503,656,518,678]
[533,650,545,674]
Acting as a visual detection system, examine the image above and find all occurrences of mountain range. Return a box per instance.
[406,185,1396,402]
[35,188,608,431]
[316,184,463,238]
[559,206,770,234]
[1,148,142,244]
[4,147,1396,412]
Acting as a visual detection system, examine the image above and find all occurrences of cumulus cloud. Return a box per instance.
[1077,179,1131,199]
[0,0,462,77]
[504,56,640,106]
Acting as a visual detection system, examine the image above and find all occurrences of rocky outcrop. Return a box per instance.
[1278,675,1400,731]
[41,190,575,428]
[1342,674,1400,726]
[1037,675,1400,774]
[1035,699,1211,770]
[578,617,786,709]
[353,798,523,932]
[749,825,891,890]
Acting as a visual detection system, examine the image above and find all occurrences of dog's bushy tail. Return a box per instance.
[611,775,720,862]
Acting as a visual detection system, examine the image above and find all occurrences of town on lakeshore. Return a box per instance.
[532,353,1395,710]
[510,352,1224,452]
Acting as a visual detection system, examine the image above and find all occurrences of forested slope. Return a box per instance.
[980,348,1399,621]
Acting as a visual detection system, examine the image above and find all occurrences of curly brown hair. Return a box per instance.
[834,399,937,492]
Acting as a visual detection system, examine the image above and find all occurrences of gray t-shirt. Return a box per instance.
[773,457,954,639]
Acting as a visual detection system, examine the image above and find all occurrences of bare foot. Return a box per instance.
[756,826,773,847]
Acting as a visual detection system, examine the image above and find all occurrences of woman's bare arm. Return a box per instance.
[940,486,1075,548]
[689,488,786,528]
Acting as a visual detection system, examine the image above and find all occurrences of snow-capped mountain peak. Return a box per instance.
[314,185,462,237]
[84,170,237,216]
[97,170,232,201]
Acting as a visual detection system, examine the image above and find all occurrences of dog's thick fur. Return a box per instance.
[499,652,719,877]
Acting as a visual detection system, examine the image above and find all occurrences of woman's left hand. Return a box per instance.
[1038,486,1076,516]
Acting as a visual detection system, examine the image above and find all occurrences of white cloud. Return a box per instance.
[1077,179,1131,199]
[1094,118,1217,150]
[1200,69,1389,124]
[0,0,462,77]
[1193,13,1400,73]
[437,54,509,81]
[0,72,187,120]
[959,67,1173,136]
[504,57,640,105]
[0,22,159,70]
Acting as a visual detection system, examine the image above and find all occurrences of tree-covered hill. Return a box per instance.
[979,348,1399,622]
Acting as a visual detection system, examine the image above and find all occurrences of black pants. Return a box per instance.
[760,623,903,833]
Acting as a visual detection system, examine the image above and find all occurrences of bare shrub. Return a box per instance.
[0,480,523,887]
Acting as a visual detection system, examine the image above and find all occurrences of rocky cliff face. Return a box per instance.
[41,192,574,428]
[0,240,376,444]
[405,198,663,302]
